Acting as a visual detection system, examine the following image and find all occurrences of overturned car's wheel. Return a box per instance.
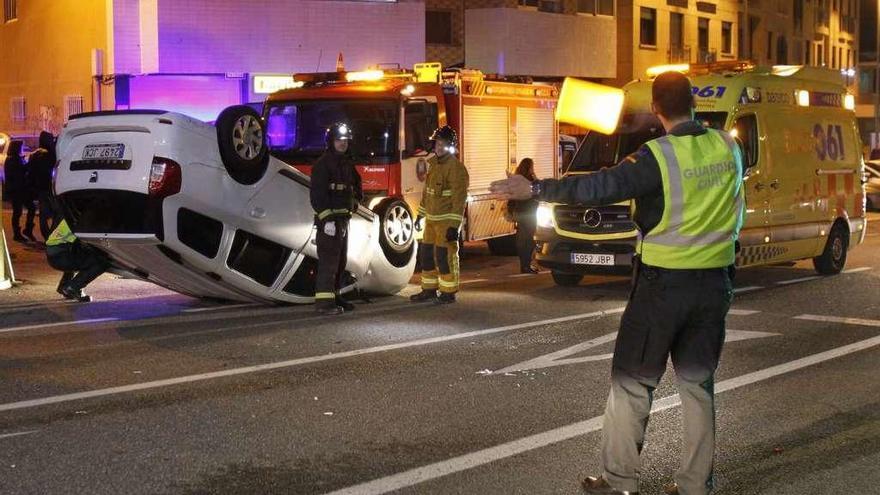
[216,105,269,185]
[376,199,415,267]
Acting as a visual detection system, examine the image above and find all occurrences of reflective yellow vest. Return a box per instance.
[46,220,77,247]
[639,129,745,269]
[418,154,469,227]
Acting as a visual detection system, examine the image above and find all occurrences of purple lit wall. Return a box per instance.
[126,75,243,122]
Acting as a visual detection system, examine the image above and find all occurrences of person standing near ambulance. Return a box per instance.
[410,126,469,304]
[491,71,744,495]
[310,122,363,316]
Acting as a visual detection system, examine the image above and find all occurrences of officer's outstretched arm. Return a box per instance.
[540,148,661,206]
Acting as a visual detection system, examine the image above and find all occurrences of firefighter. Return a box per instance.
[491,71,744,495]
[410,126,469,304]
[310,122,363,315]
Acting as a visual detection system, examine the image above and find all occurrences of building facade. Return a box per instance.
[858,0,879,150]
[1,0,424,133]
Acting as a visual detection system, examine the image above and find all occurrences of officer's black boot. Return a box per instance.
[59,285,92,303]
[581,476,638,495]
[435,292,456,304]
[56,272,74,296]
[409,289,437,303]
[335,295,355,312]
[315,299,344,315]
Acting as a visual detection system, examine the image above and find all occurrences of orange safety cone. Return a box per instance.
[336,52,345,72]
[0,187,15,290]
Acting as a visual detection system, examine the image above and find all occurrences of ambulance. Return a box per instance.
[263,63,560,263]
[536,62,866,286]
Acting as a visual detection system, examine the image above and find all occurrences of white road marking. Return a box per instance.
[776,275,821,285]
[460,279,490,285]
[494,329,779,374]
[0,430,38,440]
[843,267,872,274]
[794,314,880,327]
[325,332,880,495]
[733,286,763,294]
[508,273,539,278]
[0,307,626,413]
[182,303,260,313]
[0,318,119,335]
[727,309,761,316]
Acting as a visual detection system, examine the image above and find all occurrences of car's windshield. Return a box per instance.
[566,111,728,173]
[265,99,399,163]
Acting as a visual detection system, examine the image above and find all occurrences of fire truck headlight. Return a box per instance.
[536,203,555,228]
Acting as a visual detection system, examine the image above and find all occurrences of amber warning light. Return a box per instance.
[555,78,624,135]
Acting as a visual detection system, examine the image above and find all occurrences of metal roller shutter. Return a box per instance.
[516,107,556,180]
[463,105,510,192]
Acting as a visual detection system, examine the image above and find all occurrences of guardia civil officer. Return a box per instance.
[310,122,363,315]
[491,71,744,495]
[410,126,469,304]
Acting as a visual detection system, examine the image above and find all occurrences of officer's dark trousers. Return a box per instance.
[315,219,349,301]
[46,243,110,292]
[516,216,537,272]
[37,192,58,241]
[601,264,733,495]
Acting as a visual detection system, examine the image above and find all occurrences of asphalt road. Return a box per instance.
[2,222,880,494]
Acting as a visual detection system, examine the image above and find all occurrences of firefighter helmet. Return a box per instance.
[429,125,457,148]
[326,122,353,148]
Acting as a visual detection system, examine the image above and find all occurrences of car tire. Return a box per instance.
[813,224,848,275]
[376,199,415,268]
[487,234,518,256]
[216,105,269,185]
[551,271,583,286]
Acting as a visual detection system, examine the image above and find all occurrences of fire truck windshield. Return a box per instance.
[566,111,728,173]
[265,99,399,163]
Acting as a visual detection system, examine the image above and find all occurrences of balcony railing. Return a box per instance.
[669,45,691,63]
[697,49,717,63]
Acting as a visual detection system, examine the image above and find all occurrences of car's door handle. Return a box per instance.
[770,179,781,190]
[249,207,267,219]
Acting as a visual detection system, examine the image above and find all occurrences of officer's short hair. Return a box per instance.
[652,71,695,121]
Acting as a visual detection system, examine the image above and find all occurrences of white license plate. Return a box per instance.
[82,143,125,160]
[571,253,615,266]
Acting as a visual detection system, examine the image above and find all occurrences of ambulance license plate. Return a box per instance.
[571,253,615,266]
[82,143,125,160]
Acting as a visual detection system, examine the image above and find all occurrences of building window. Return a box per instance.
[698,17,710,51]
[538,0,563,13]
[3,0,16,22]
[721,21,733,55]
[805,41,811,65]
[10,97,25,123]
[425,11,453,45]
[64,95,85,121]
[518,0,539,7]
[776,36,788,64]
[577,0,596,14]
[793,0,803,32]
[597,0,614,16]
[640,7,657,47]
[579,0,614,15]
[767,31,773,62]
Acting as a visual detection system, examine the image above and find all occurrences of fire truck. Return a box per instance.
[262,63,560,265]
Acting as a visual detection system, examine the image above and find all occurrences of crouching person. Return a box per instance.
[46,219,110,302]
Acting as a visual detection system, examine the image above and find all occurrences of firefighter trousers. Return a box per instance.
[418,221,459,294]
[315,218,349,302]
[600,263,733,495]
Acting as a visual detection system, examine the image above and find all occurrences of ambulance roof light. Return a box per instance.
[646,64,690,77]
[772,65,803,77]
[797,90,810,107]
[345,70,385,82]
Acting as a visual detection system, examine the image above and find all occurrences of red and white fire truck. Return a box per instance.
[262,63,560,265]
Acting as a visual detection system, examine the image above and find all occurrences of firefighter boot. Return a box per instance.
[315,299,344,315]
[335,295,355,312]
[435,292,456,305]
[410,290,437,303]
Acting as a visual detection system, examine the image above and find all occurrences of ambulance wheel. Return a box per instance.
[376,199,415,267]
[216,105,269,185]
[487,234,518,256]
[552,271,583,286]
[813,224,848,275]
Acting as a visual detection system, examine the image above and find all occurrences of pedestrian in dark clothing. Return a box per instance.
[508,158,539,274]
[45,219,110,302]
[4,140,36,243]
[28,131,59,241]
[491,71,744,495]
[310,122,363,315]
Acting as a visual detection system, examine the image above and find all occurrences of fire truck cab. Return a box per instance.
[263,63,560,263]
[538,62,865,285]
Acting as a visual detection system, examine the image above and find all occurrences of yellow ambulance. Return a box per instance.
[536,62,866,286]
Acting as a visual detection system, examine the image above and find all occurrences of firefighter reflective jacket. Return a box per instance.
[418,153,469,228]
[310,151,363,223]
[639,129,744,269]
